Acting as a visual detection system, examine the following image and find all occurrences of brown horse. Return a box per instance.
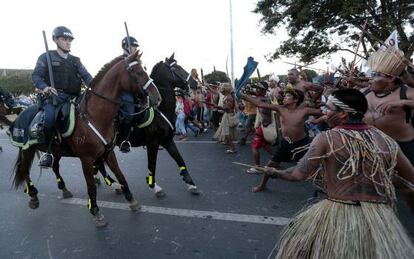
[12,51,151,227]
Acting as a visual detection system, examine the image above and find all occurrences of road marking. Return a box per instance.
[61,197,292,226]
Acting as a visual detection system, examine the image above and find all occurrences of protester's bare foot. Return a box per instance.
[252,185,266,192]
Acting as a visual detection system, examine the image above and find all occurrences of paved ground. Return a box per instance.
[0,128,413,259]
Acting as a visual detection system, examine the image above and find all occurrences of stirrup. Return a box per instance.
[119,140,131,153]
[38,152,54,168]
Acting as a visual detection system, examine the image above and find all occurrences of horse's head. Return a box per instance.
[150,53,191,94]
[123,51,162,106]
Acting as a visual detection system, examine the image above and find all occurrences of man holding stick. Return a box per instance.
[32,26,93,167]
[263,88,414,258]
[241,88,322,192]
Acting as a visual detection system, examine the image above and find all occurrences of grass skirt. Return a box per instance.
[213,113,237,141]
[276,199,414,259]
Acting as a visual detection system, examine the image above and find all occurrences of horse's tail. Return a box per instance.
[12,147,35,189]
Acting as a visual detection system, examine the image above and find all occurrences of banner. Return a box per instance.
[380,30,398,50]
[235,56,258,99]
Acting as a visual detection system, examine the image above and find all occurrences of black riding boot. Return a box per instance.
[39,131,55,168]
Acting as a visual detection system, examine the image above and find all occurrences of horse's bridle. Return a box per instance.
[169,62,190,84]
[86,59,153,106]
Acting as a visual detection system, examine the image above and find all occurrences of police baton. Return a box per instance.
[124,22,132,54]
[42,30,57,106]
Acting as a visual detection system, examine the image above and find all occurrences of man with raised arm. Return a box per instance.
[264,88,414,259]
[241,88,322,192]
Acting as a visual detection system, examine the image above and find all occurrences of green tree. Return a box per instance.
[204,70,230,84]
[0,70,34,94]
[254,0,414,62]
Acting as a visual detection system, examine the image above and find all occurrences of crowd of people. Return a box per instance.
[2,24,414,258]
[172,47,414,258]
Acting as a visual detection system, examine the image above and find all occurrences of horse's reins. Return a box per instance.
[81,58,153,158]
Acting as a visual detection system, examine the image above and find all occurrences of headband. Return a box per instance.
[328,95,358,114]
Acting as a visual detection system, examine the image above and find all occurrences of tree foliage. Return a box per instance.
[254,0,414,62]
[0,70,34,94]
[204,70,230,84]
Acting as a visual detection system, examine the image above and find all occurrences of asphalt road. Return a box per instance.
[0,128,413,259]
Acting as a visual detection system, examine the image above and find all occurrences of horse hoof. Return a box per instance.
[129,199,141,211]
[62,189,73,199]
[110,182,123,194]
[93,212,108,228]
[28,198,39,209]
[188,185,200,195]
[155,190,166,198]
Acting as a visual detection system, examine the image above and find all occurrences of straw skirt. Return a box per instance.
[276,199,414,259]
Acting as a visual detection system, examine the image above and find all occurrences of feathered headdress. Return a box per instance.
[368,47,407,76]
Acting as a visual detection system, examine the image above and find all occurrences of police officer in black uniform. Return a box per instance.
[32,26,93,168]
[119,36,139,153]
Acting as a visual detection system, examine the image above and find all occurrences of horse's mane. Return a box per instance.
[150,61,164,78]
[90,55,125,88]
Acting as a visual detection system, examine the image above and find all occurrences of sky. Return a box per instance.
[0,0,339,80]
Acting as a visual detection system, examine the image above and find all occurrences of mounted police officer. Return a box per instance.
[32,26,93,168]
[119,36,139,153]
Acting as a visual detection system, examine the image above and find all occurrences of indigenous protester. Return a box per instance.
[264,89,414,259]
[213,83,238,153]
[239,85,257,145]
[364,47,414,165]
[241,88,322,192]
[205,82,221,130]
[401,66,414,87]
[287,68,323,106]
[32,26,93,167]
[246,81,275,174]
[119,36,140,153]
[193,87,207,131]
[268,74,283,104]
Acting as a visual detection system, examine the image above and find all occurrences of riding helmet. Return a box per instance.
[52,26,74,40]
[122,36,139,49]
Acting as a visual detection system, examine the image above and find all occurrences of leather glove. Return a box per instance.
[43,86,58,96]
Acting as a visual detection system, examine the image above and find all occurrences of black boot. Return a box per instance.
[39,130,54,168]
[119,140,131,153]
[39,152,53,168]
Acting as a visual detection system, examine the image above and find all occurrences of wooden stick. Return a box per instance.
[232,162,266,171]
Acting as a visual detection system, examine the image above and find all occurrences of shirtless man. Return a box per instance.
[364,47,414,165]
[263,88,414,258]
[241,88,323,192]
[287,68,323,106]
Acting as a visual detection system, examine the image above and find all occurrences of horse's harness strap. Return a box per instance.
[157,110,174,130]
[143,78,154,91]
[86,120,108,146]
[126,60,140,70]
[88,88,121,105]
[87,88,144,108]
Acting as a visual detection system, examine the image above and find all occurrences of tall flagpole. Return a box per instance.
[229,0,235,89]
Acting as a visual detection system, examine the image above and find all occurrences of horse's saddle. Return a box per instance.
[7,102,76,150]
